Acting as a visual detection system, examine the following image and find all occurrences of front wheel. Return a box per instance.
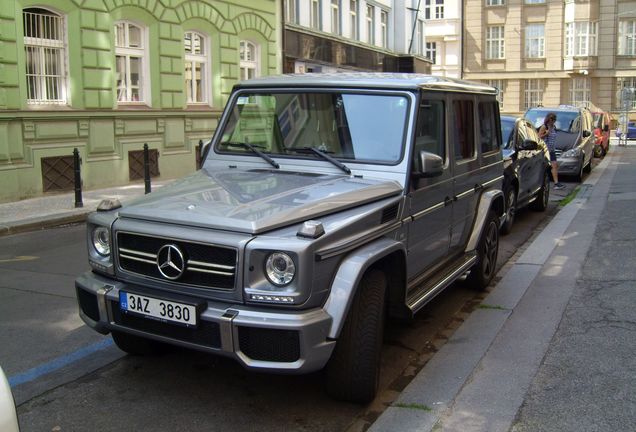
[326,269,386,404]
[467,210,499,291]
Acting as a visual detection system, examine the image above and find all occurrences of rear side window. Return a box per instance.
[478,101,500,153]
[452,100,475,160]
[414,99,445,161]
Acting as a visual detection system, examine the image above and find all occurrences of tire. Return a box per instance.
[326,269,386,404]
[583,154,592,173]
[531,171,550,212]
[575,156,584,182]
[500,186,517,235]
[111,331,170,356]
[467,210,499,291]
[593,145,603,158]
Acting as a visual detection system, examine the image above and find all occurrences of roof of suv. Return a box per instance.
[235,73,497,94]
[527,105,590,114]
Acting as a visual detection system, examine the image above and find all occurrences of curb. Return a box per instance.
[0,212,89,237]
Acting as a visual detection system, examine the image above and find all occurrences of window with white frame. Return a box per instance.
[114,21,146,103]
[486,0,504,6]
[310,0,321,29]
[525,0,545,3]
[618,20,636,56]
[184,31,208,104]
[617,77,636,110]
[486,26,505,59]
[524,79,544,110]
[525,24,545,58]
[23,8,67,105]
[426,42,437,64]
[350,0,358,39]
[416,20,424,55]
[488,79,504,109]
[239,40,259,80]
[285,0,298,24]
[380,9,388,48]
[424,0,444,20]
[366,4,375,44]
[569,77,590,106]
[331,0,340,34]
[565,22,597,57]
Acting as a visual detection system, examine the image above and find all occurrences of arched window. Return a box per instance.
[184,31,209,104]
[239,40,259,80]
[23,7,67,104]
[114,21,147,103]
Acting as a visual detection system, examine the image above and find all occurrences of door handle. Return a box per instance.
[444,197,453,206]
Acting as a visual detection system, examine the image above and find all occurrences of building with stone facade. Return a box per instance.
[0,0,280,202]
[462,0,636,118]
[282,0,432,73]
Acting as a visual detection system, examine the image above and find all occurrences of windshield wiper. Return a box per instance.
[288,147,351,175]
[222,141,279,169]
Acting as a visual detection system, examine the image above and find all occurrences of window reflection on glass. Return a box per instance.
[239,40,259,80]
[184,31,208,103]
[114,21,145,102]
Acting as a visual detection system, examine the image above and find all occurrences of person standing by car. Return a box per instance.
[538,113,565,190]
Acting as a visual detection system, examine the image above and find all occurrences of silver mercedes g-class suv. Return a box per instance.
[76,74,504,403]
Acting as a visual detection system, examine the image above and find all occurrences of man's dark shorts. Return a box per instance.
[549,150,557,162]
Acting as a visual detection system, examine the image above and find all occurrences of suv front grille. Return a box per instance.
[117,232,237,290]
[554,149,562,158]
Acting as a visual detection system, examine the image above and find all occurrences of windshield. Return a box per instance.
[214,91,409,164]
[525,109,581,134]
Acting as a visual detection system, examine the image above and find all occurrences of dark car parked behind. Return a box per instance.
[500,116,551,234]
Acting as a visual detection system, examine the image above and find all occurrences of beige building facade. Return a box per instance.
[462,0,636,120]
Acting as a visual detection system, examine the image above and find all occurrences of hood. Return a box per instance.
[554,131,580,151]
[117,168,402,234]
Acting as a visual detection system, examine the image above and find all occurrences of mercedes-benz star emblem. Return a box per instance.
[156,244,186,280]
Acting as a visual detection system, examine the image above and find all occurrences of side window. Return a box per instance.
[452,99,475,160]
[414,99,445,161]
[478,101,500,153]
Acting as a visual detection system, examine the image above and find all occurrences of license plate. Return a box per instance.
[119,291,197,327]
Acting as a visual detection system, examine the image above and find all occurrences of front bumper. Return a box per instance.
[556,156,582,175]
[76,271,335,374]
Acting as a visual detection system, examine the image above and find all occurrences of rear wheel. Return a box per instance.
[111,331,171,356]
[326,269,386,404]
[593,145,603,158]
[532,171,550,212]
[467,210,499,291]
[500,186,517,235]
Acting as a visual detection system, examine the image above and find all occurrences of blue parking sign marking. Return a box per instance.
[119,291,128,310]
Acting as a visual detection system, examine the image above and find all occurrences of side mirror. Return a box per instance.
[415,151,444,178]
[201,139,212,163]
[582,130,591,138]
[519,139,538,151]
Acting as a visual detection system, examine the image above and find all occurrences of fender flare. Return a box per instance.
[323,237,405,339]
[465,189,504,252]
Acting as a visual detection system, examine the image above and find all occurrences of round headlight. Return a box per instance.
[265,252,296,286]
[92,226,111,257]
